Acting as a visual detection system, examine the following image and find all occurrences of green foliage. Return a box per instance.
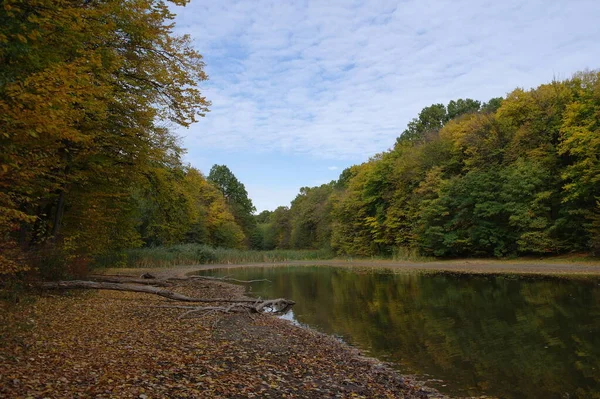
[417,170,513,257]
[396,98,484,145]
[256,206,292,250]
[397,103,446,143]
[289,184,334,249]
[254,210,273,224]
[446,98,481,121]
[500,159,559,254]
[284,71,600,259]
[207,164,256,246]
[481,97,504,113]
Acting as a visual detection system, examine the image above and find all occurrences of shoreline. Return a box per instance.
[1,271,451,399]
[117,258,600,279]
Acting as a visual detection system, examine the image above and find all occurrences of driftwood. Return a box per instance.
[89,275,270,286]
[39,278,295,316]
[88,276,173,287]
[147,298,295,318]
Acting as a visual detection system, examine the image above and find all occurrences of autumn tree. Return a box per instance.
[287,75,600,258]
[207,165,256,247]
[558,71,600,253]
[0,0,210,276]
[183,167,245,249]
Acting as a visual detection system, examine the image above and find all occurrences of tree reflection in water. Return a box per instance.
[200,266,600,399]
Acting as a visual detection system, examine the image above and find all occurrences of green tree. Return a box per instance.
[207,164,256,246]
[397,103,446,144]
[445,98,481,121]
[417,170,512,257]
[289,184,334,249]
[267,206,292,249]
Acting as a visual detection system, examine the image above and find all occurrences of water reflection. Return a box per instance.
[200,266,600,399]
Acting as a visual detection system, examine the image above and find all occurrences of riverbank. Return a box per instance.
[1,274,449,398]
[109,257,600,278]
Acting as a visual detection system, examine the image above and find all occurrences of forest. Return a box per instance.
[1,1,599,280]
[254,73,600,259]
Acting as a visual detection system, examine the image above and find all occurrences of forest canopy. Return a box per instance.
[1,1,598,278]
[254,71,600,258]
[0,0,216,277]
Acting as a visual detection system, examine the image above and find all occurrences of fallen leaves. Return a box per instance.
[1,280,444,398]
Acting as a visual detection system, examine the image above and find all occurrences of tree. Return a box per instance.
[289,184,333,249]
[446,98,481,121]
[302,76,600,257]
[207,165,256,246]
[559,70,600,252]
[481,97,503,113]
[0,0,210,275]
[396,99,483,145]
[267,206,292,249]
[397,103,446,144]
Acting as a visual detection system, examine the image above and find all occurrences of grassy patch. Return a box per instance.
[93,244,335,268]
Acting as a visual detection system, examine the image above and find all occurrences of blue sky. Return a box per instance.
[171,0,600,212]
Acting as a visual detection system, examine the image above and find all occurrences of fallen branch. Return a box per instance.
[39,280,295,308]
[89,274,269,285]
[146,298,295,318]
[88,275,172,287]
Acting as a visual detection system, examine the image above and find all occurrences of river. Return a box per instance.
[199,265,600,398]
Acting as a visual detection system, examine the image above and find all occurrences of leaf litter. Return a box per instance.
[1,279,453,398]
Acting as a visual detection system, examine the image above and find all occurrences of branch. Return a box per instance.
[87,274,269,285]
[88,275,172,287]
[39,280,294,307]
[145,298,295,318]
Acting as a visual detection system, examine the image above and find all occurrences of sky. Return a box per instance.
[171,0,600,212]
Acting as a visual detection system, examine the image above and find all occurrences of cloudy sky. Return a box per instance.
[171,0,600,212]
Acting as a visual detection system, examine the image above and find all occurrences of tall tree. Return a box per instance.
[207,165,256,246]
[0,0,210,275]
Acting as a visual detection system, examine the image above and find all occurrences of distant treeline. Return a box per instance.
[253,72,600,258]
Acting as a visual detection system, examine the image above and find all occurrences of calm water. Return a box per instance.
[199,266,600,398]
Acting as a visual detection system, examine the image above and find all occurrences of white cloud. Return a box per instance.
[173,0,600,161]
[328,166,339,171]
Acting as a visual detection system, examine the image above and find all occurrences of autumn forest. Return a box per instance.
[1,0,600,280]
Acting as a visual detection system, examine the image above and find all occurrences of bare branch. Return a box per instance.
[39,280,295,309]
[88,275,172,287]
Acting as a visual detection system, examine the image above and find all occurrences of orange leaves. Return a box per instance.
[0,281,419,398]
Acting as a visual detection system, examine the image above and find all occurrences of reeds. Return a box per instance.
[93,244,335,268]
